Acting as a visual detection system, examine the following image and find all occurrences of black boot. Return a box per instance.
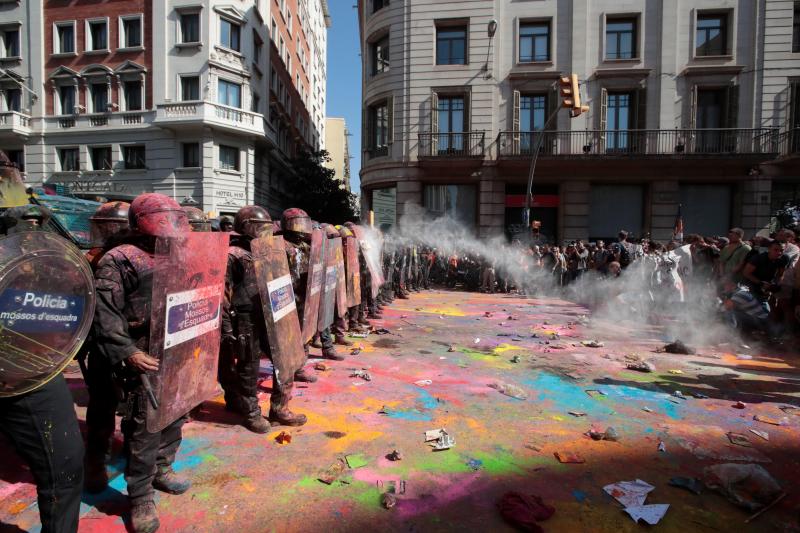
[131,500,160,533]
[153,466,191,495]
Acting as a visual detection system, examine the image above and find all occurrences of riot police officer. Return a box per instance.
[182,206,212,232]
[84,201,131,493]
[281,208,318,383]
[0,201,85,533]
[93,194,193,533]
[220,205,306,430]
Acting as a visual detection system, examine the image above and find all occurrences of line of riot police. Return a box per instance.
[0,149,384,533]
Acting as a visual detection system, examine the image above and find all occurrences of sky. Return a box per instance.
[326,1,362,195]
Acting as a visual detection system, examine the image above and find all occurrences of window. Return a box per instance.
[371,34,390,75]
[251,93,260,113]
[287,12,293,36]
[520,94,546,151]
[217,79,241,108]
[696,13,728,56]
[55,22,75,54]
[6,150,23,172]
[91,146,112,170]
[5,88,20,111]
[220,18,240,51]
[90,83,108,113]
[367,101,389,156]
[793,2,800,53]
[271,18,277,41]
[219,145,239,171]
[519,22,550,62]
[437,95,466,152]
[59,148,79,171]
[606,17,637,59]
[122,145,145,169]
[606,92,633,151]
[87,19,108,51]
[182,143,200,167]
[436,25,467,65]
[253,32,263,62]
[121,16,142,48]
[180,13,200,43]
[59,85,75,114]
[1,28,20,58]
[123,81,142,110]
[423,184,476,231]
[181,76,200,100]
[373,0,388,14]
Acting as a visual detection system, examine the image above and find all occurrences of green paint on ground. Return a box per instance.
[201,454,221,464]
[296,476,318,489]
[617,371,657,383]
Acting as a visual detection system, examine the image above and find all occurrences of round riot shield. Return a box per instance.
[0,231,95,397]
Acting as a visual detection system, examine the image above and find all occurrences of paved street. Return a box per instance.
[2,289,799,532]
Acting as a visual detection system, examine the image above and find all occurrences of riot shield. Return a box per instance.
[301,228,325,343]
[333,238,347,318]
[343,235,361,307]
[147,232,229,432]
[0,232,96,397]
[317,236,339,332]
[351,226,385,298]
[251,234,306,385]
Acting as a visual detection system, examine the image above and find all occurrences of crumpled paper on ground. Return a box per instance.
[603,479,654,508]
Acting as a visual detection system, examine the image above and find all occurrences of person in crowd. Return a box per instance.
[742,239,789,302]
[717,228,751,283]
[722,280,782,340]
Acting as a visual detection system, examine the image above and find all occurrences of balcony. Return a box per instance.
[0,111,32,138]
[418,132,486,158]
[775,128,800,158]
[44,111,151,132]
[497,129,779,158]
[155,101,264,137]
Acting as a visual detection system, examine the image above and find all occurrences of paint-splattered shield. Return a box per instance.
[351,226,385,298]
[333,238,347,318]
[301,228,324,343]
[343,234,361,307]
[317,236,340,332]
[251,234,306,385]
[0,232,96,397]
[147,232,229,432]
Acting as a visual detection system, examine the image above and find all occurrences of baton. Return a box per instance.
[140,373,160,410]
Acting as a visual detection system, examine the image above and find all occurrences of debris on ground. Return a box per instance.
[474,337,481,344]
[779,405,799,416]
[318,460,347,484]
[413,379,433,387]
[604,479,669,525]
[737,354,754,360]
[447,344,456,352]
[554,451,585,464]
[661,340,696,354]
[727,432,752,447]
[733,401,747,409]
[374,328,391,335]
[587,427,619,441]
[668,369,683,374]
[349,332,369,338]
[275,431,292,445]
[488,382,528,400]
[673,390,686,399]
[749,429,769,441]
[658,441,667,452]
[704,463,783,511]
[313,362,330,371]
[496,491,555,533]
[467,458,483,471]
[626,360,656,373]
[669,477,703,495]
[642,406,653,413]
[350,370,372,381]
[425,428,455,450]
[581,340,604,348]
[510,355,521,363]
[568,411,586,417]
[350,348,362,355]
[624,504,669,525]
[381,492,397,509]
[345,454,368,469]
[585,389,608,398]
[754,414,787,426]
[386,450,402,461]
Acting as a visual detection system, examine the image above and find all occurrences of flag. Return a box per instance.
[672,204,684,242]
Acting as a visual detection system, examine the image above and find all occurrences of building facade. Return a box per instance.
[358,0,800,242]
[0,0,329,217]
[324,116,351,190]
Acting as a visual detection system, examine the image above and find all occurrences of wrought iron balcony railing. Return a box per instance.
[775,127,800,156]
[418,131,485,158]
[497,128,779,157]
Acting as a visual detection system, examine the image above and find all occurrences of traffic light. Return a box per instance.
[559,74,590,118]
